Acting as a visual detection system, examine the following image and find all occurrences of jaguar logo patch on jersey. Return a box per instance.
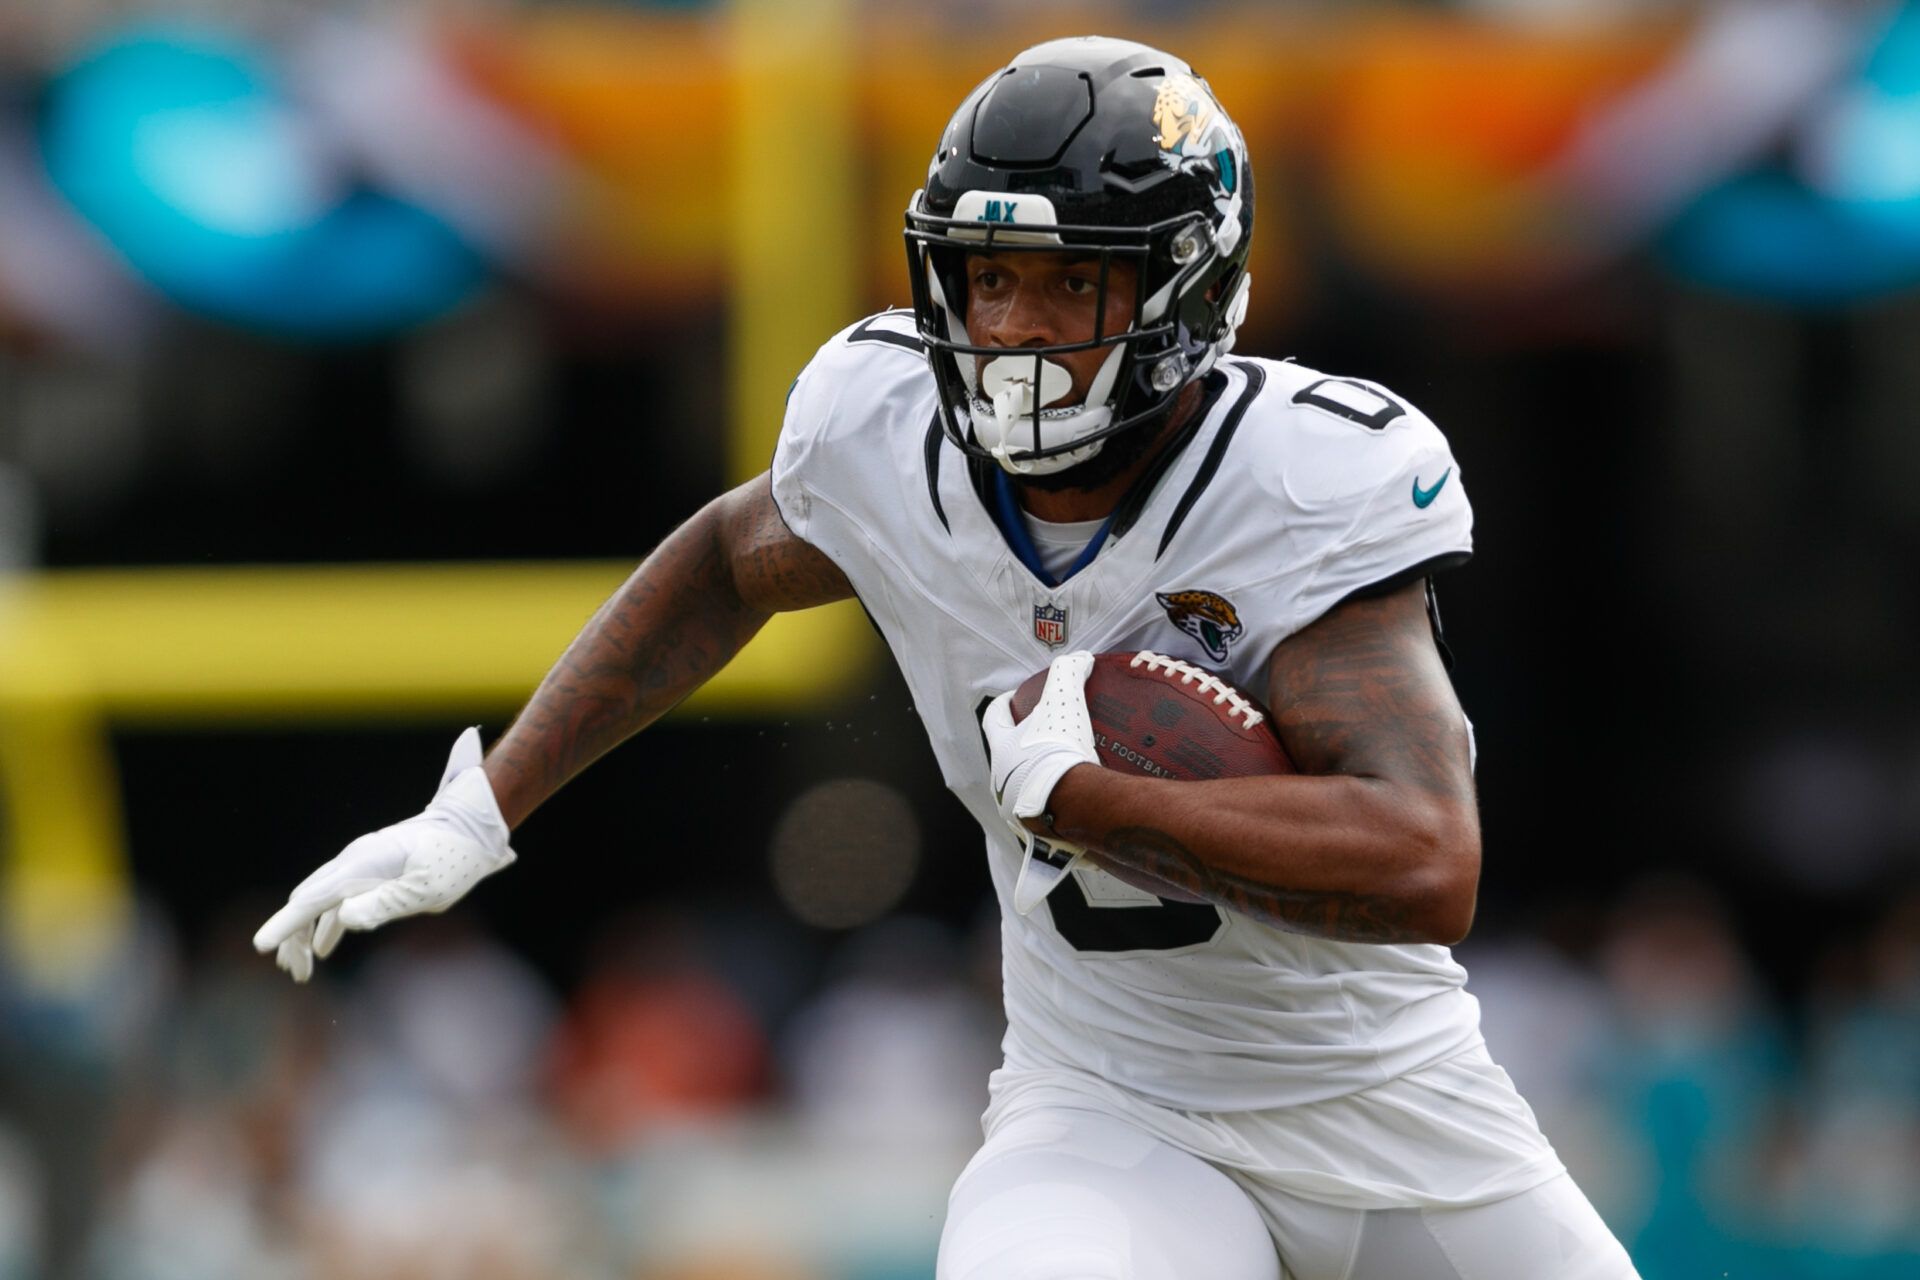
[1033,602,1069,649]
[1155,590,1243,663]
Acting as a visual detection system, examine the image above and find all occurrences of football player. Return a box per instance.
[257,37,1641,1280]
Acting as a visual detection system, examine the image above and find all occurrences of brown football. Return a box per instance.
[1010,650,1295,784]
[1009,651,1294,902]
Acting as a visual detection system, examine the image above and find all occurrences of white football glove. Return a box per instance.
[982,650,1101,915]
[252,727,516,982]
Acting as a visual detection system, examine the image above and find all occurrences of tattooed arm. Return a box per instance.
[1042,580,1480,944]
[482,473,853,828]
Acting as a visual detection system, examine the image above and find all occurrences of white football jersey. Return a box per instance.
[772,311,1482,1114]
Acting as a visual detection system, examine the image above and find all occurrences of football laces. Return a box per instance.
[1129,651,1265,731]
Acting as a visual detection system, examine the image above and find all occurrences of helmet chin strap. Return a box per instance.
[989,384,1034,470]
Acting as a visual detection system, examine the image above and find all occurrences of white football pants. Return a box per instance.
[936,1106,1641,1280]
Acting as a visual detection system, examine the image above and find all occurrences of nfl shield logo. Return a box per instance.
[1033,602,1068,648]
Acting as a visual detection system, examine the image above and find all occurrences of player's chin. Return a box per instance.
[1012,451,1116,492]
[1012,421,1160,492]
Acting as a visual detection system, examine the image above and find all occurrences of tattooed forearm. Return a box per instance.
[1265,583,1472,808]
[483,474,851,827]
[1094,825,1428,944]
[1041,580,1481,946]
[484,511,762,827]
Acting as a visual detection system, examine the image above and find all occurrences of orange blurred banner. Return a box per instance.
[441,7,1674,307]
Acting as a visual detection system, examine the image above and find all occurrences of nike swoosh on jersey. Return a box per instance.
[1411,468,1451,509]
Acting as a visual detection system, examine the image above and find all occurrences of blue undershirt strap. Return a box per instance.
[992,469,1117,588]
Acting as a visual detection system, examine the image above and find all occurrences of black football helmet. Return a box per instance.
[905,36,1253,476]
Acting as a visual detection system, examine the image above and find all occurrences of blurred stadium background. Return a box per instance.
[1,0,1918,1276]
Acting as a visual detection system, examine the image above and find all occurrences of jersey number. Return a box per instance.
[975,697,1225,954]
[1292,378,1406,431]
[1047,877,1225,953]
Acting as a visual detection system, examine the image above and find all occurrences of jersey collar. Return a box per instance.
[990,469,1117,588]
[976,370,1230,587]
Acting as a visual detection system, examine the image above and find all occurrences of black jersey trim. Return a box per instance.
[1337,550,1472,604]
[923,413,951,533]
[1337,551,1472,671]
[1043,880,1226,953]
[966,453,998,521]
[1107,369,1229,541]
[847,312,925,353]
[1155,360,1267,559]
[1425,576,1455,672]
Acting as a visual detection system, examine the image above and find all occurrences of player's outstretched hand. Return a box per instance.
[983,650,1101,914]
[252,727,517,982]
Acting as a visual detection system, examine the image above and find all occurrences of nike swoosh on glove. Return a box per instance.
[981,649,1101,915]
[252,727,516,982]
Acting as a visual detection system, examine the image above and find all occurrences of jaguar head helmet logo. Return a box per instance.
[1152,73,1219,156]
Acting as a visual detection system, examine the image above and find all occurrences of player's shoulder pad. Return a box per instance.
[784,309,932,443]
[1230,357,1459,511]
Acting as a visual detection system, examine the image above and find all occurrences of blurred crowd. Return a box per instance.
[0,899,1001,1280]
[1471,882,1920,1280]
[0,878,1917,1279]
